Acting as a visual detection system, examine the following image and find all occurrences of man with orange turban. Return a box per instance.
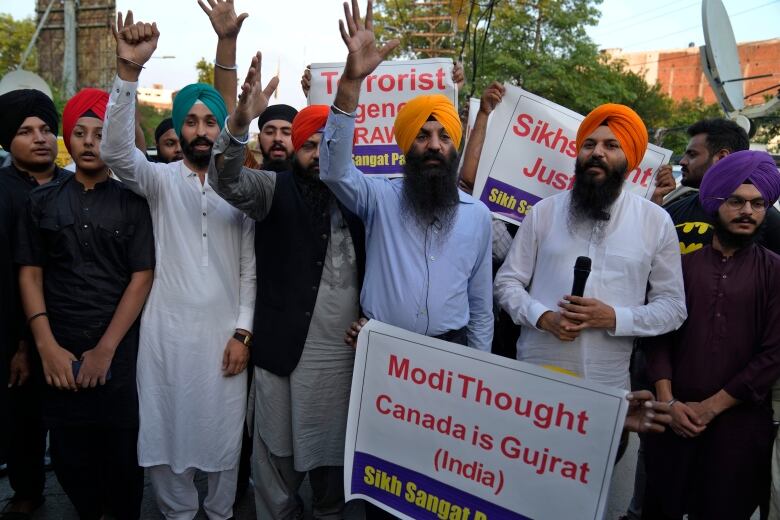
[207,56,366,519]
[321,1,493,361]
[16,87,155,519]
[495,101,686,392]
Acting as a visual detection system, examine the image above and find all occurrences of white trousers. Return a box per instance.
[149,464,238,520]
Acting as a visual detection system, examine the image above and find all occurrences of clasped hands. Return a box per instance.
[537,295,616,341]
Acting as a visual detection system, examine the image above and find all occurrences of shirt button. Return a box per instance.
[321,234,327,240]
[722,274,727,279]
[316,261,323,267]
[202,191,206,195]
[83,242,89,247]
[305,311,311,317]
[718,292,724,297]
[203,233,207,237]
[311,286,317,291]
[715,312,721,317]
[430,256,435,261]
[82,224,88,229]
[202,212,207,216]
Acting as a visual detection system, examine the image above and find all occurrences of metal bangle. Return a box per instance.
[117,55,146,70]
[214,61,238,71]
[667,398,678,407]
[330,103,355,118]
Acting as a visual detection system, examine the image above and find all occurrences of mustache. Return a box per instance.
[188,136,213,148]
[583,158,609,170]
[732,216,757,225]
[270,143,286,151]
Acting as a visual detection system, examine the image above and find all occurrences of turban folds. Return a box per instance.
[257,104,298,131]
[0,89,59,151]
[171,83,227,139]
[699,150,780,215]
[154,117,174,144]
[62,88,108,153]
[575,103,648,173]
[291,105,328,151]
[393,94,462,154]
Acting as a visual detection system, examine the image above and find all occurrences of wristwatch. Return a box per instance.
[233,331,252,346]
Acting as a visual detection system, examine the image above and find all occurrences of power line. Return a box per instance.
[620,0,779,50]
[597,0,699,33]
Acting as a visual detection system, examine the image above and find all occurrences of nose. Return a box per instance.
[196,120,208,136]
[32,129,47,143]
[427,134,443,152]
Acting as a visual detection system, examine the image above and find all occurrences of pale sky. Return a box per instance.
[2,0,778,109]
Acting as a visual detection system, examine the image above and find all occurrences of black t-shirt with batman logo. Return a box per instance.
[664,190,780,255]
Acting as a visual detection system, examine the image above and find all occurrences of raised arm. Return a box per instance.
[209,52,279,221]
[459,82,504,192]
[198,0,248,113]
[319,0,398,219]
[101,11,164,199]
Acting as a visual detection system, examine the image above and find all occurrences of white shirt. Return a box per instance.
[101,77,256,472]
[494,190,686,389]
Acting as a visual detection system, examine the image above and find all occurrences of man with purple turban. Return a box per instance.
[643,150,780,519]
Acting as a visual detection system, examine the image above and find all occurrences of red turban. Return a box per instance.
[575,103,648,173]
[63,88,109,153]
[292,105,329,151]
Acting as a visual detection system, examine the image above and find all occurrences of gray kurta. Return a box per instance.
[254,200,360,471]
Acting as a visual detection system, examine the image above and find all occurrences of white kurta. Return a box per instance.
[102,77,256,472]
[494,190,686,389]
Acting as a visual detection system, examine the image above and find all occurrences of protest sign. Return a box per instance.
[344,320,629,520]
[472,84,672,225]
[309,59,456,175]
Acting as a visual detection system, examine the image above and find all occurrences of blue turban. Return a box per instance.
[171,83,227,138]
[699,150,780,215]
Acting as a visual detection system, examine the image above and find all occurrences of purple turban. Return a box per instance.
[699,150,780,215]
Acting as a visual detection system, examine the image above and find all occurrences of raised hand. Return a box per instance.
[198,0,248,40]
[230,52,279,133]
[479,81,505,116]
[112,11,159,69]
[339,0,399,82]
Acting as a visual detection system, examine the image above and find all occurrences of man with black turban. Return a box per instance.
[256,103,297,172]
[643,150,780,519]
[153,117,182,163]
[0,88,63,519]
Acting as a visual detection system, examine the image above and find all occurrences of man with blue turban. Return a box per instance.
[101,11,256,519]
[643,150,780,519]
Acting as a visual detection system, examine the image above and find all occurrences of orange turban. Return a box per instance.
[393,94,462,154]
[292,105,329,151]
[575,103,648,172]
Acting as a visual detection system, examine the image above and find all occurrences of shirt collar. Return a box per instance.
[10,161,63,187]
[457,189,476,204]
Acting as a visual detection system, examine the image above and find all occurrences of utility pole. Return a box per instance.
[63,0,78,97]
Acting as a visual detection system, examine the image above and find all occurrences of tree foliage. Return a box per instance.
[0,13,37,77]
[195,57,214,85]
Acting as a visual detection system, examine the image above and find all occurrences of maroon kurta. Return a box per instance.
[643,244,780,519]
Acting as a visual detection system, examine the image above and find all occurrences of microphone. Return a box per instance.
[571,256,592,297]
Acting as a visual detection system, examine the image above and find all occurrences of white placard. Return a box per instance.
[344,320,629,520]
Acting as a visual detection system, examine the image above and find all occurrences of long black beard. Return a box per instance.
[292,156,331,218]
[261,149,292,173]
[181,136,213,170]
[401,148,460,234]
[569,157,627,223]
[713,215,762,251]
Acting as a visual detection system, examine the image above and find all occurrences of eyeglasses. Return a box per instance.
[712,196,768,212]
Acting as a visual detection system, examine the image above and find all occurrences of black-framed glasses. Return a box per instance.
[712,196,767,212]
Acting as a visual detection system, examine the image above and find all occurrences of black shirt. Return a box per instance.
[665,191,780,255]
[0,164,66,356]
[15,173,155,336]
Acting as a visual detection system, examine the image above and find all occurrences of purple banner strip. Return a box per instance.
[479,177,542,223]
[351,451,533,520]
[353,144,404,175]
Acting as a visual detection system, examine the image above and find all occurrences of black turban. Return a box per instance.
[257,104,298,131]
[154,117,174,144]
[0,89,59,151]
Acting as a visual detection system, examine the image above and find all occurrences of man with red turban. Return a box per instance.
[495,98,686,391]
[207,56,366,518]
[642,150,780,519]
[321,1,493,359]
[16,87,155,519]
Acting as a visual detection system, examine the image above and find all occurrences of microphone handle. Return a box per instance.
[571,269,590,297]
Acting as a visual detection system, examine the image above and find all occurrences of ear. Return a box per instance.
[711,149,730,164]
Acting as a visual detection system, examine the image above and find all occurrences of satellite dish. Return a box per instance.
[701,0,744,112]
[0,70,53,99]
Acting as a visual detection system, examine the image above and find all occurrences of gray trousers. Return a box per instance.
[252,433,345,520]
